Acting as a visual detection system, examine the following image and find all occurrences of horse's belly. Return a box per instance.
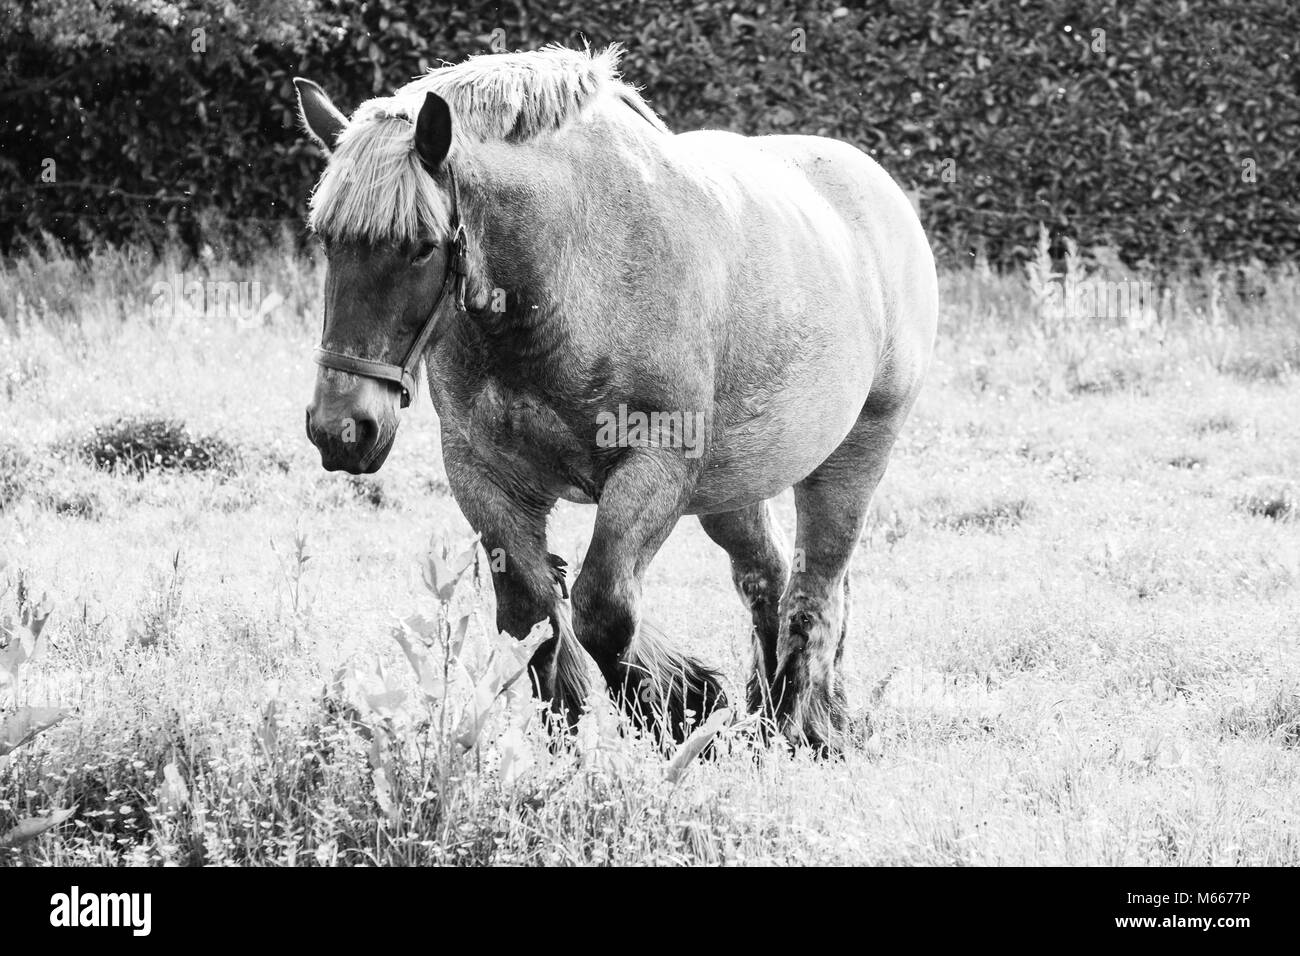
[686,371,870,514]
[688,439,845,513]
[686,465,797,514]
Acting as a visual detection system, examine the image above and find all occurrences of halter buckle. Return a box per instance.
[450,223,468,312]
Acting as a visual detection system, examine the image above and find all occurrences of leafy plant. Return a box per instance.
[0,568,74,849]
[271,525,314,646]
[132,549,186,648]
[312,533,732,848]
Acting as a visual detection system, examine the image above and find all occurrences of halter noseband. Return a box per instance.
[312,167,467,409]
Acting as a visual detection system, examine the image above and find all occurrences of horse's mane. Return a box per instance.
[308,44,665,243]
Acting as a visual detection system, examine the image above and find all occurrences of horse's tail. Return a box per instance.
[620,619,728,745]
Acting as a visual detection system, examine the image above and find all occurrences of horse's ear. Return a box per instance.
[413,92,453,172]
[294,77,347,152]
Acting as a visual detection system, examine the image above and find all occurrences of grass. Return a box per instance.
[0,233,1298,865]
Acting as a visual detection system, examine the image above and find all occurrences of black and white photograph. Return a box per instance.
[0,0,1294,912]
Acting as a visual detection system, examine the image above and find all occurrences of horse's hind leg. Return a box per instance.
[775,400,907,751]
[698,502,790,716]
[571,452,728,743]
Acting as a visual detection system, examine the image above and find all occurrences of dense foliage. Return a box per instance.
[2,0,1297,266]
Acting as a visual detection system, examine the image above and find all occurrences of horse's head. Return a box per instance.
[295,79,460,474]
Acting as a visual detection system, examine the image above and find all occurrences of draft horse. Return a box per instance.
[296,46,937,750]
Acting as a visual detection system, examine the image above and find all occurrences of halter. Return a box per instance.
[312,166,467,408]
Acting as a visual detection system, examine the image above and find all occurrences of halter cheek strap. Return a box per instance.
[312,168,467,409]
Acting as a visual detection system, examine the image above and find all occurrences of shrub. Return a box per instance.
[78,417,239,478]
[2,0,1297,268]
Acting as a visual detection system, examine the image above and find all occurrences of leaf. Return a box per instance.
[498,724,533,785]
[361,658,408,719]
[454,626,547,750]
[364,688,406,718]
[0,593,53,680]
[454,677,502,750]
[19,592,53,637]
[0,806,76,847]
[158,762,189,812]
[448,537,480,578]
[313,838,337,867]
[0,706,68,756]
[488,622,548,680]
[372,766,398,826]
[450,612,471,658]
[392,628,446,701]
[665,708,732,784]
[401,613,440,644]
[770,105,795,126]
[420,552,451,602]
[0,629,45,687]
[422,536,481,603]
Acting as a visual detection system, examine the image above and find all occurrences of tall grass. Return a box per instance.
[943,229,1300,397]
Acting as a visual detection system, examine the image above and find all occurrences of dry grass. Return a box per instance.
[1,236,1298,866]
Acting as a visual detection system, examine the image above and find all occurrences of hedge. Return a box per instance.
[2,0,1297,268]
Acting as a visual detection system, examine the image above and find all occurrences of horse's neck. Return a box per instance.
[447,162,561,379]
[454,112,660,380]
[455,135,596,364]
[465,111,658,298]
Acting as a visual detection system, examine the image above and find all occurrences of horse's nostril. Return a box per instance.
[352,416,378,450]
[305,408,315,444]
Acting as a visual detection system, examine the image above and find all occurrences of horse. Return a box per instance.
[295,45,937,751]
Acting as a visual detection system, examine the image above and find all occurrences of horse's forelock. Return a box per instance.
[307,113,452,245]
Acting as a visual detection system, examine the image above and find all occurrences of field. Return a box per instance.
[1,237,1297,865]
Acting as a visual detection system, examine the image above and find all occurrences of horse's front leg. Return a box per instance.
[571,451,727,743]
[442,435,590,720]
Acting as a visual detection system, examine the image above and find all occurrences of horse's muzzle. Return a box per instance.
[304,407,394,474]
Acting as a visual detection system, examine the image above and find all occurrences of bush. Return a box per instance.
[2,0,1297,267]
[78,417,239,478]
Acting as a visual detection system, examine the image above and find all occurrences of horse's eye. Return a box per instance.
[411,241,438,265]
